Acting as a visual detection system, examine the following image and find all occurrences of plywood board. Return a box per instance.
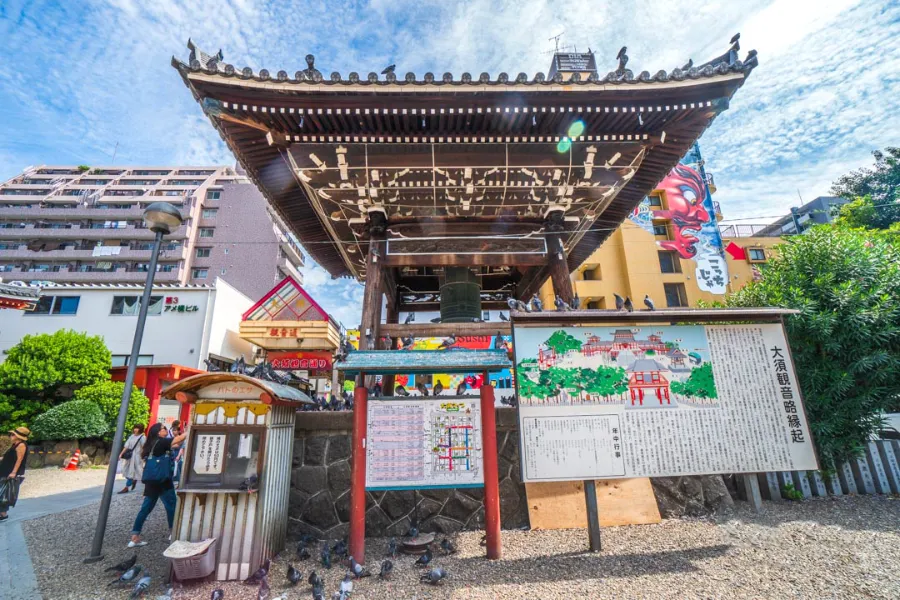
[525,478,661,529]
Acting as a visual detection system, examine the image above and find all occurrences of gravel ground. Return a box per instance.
[18,467,120,499]
[22,494,900,600]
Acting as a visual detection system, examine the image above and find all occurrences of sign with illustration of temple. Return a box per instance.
[514,323,818,482]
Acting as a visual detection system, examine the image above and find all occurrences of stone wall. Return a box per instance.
[24,439,111,469]
[288,409,528,539]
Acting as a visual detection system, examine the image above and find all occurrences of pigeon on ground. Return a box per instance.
[109,564,142,586]
[420,567,448,584]
[624,297,634,312]
[554,295,571,311]
[440,538,458,555]
[438,334,457,350]
[244,559,271,584]
[297,546,312,561]
[387,537,398,558]
[256,577,270,600]
[211,590,225,600]
[479,535,487,547]
[105,554,137,573]
[404,312,415,324]
[456,380,467,395]
[321,543,332,569]
[644,294,655,311]
[379,559,394,579]
[433,381,444,396]
[339,573,354,596]
[416,382,429,396]
[499,312,509,321]
[530,294,543,312]
[381,64,396,75]
[154,588,174,600]
[129,573,152,598]
[312,585,325,600]
[394,385,411,397]
[349,556,371,578]
[414,547,433,567]
[331,539,348,558]
[308,571,323,587]
[407,525,419,539]
[614,293,625,310]
[287,564,302,585]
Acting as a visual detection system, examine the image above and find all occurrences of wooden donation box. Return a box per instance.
[163,373,314,581]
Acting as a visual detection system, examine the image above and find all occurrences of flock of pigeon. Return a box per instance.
[506,292,656,313]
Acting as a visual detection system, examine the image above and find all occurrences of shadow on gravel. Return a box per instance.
[720,496,900,534]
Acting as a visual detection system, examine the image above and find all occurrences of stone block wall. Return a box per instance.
[23,439,111,469]
[288,409,528,540]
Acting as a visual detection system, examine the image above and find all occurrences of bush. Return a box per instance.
[74,381,150,441]
[31,399,109,441]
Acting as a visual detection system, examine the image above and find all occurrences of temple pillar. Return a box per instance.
[546,231,575,306]
[382,304,399,395]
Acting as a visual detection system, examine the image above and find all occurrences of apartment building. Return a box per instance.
[0,165,304,299]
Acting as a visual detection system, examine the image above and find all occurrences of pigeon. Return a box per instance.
[416,382,429,397]
[331,539,348,558]
[456,380,468,395]
[297,546,312,561]
[109,564,142,586]
[244,559,271,584]
[130,574,152,598]
[287,564,302,585]
[499,312,509,321]
[105,554,137,573]
[404,312,415,324]
[379,559,394,580]
[440,538,458,555]
[387,537,398,558]
[572,293,581,309]
[414,547,433,567]
[239,474,259,493]
[298,533,316,547]
[614,293,625,310]
[479,535,487,546]
[394,385,411,397]
[339,573,354,596]
[401,335,415,350]
[407,525,419,539]
[211,590,225,600]
[349,556,371,578]
[430,317,442,323]
[438,334,456,350]
[506,297,518,311]
[554,295,571,311]
[312,585,325,600]
[257,577,270,600]
[320,543,332,568]
[643,294,655,311]
[381,64,396,75]
[530,294,544,312]
[155,588,174,600]
[433,381,444,396]
[624,297,634,312]
[308,571,323,588]
[420,567,448,584]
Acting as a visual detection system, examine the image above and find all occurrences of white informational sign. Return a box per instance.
[514,324,818,483]
[366,398,484,490]
[194,434,226,475]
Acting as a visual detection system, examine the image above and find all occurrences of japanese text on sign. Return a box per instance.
[194,434,226,474]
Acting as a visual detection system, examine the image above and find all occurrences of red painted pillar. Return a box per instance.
[349,384,369,564]
[479,373,501,559]
[145,370,162,427]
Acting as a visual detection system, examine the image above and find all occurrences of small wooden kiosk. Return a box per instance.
[163,373,315,581]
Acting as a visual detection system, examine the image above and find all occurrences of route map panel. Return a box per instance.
[366,398,484,490]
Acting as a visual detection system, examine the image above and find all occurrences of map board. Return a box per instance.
[514,324,818,483]
[366,398,484,490]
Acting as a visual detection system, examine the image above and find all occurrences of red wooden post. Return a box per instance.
[145,369,162,427]
[479,373,502,559]
[349,384,369,563]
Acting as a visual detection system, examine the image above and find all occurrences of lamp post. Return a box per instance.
[85,202,183,563]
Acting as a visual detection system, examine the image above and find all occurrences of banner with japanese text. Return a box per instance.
[514,323,817,482]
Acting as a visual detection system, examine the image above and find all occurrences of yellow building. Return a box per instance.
[539,163,782,309]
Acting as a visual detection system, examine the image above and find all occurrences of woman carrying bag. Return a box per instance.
[118,424,146,494]
[0,426,29,522]
[129,423,186,547]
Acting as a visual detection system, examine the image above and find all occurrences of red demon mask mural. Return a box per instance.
[653,164,710,258]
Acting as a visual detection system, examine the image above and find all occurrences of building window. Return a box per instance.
[663,283,689,308]
[111,295,163,316]
[195,247,211,258]
[652,224,669,237]
[201,208,218,218]
[648,195,663,208]
[25,295,80,316]
[206,190,221,200]
[658,251,682,274]
[747,248,767,263]
[587,300,604,310]
[199,228,215,238]
[111,354,154,367]
[582,266,600,281]
[192,268,208,279]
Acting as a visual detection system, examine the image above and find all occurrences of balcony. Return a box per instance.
[705,172,717,193]
[3,268,182,284]
[0,224,188,240]
[278,257,304,283]
[718,224,786,238]
[0,194,50,201]
[0,206,188,220]
[279,239,305,266]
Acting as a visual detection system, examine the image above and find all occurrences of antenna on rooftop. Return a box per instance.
[543,32,575,55]
[111,141,119,164]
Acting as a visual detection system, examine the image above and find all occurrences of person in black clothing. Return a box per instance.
[128,423,186,547]
[0,426,29,522]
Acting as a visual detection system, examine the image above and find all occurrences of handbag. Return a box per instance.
[142,440,174,484]
[121,435,143,460]
[0,476,21,507]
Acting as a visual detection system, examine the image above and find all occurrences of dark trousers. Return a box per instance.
[131,488,176,535]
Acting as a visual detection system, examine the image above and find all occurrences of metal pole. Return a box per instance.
[84,229,164,563]
[584,480,602,551]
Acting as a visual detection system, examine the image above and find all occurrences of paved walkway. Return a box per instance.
[0,485,105,600]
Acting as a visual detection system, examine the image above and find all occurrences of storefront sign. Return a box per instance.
[164,296,199,313]
[267,327,300,337]
[269,351,332,371]
[194,433,226,474]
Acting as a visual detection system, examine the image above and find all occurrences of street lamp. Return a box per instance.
[85,202,183,562]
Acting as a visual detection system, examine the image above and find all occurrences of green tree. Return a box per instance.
[31,398,109,441]
[670,363,717,399]
[831,147,900,206]
[544,330,583,354]
[833,195,900,231]
[74,381,150,442]
[727,225,900,469]
[582,366,628,399]
[0,330,111,431]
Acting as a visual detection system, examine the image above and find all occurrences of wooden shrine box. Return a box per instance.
[162,373,315,581]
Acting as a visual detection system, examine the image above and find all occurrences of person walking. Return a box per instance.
[118,424,146,494]
[129,423,186,547]
[0,426,30,522]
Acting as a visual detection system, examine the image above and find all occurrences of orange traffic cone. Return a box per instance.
[63,449,81,471]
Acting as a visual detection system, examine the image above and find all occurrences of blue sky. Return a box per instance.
[1,0,898,325]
